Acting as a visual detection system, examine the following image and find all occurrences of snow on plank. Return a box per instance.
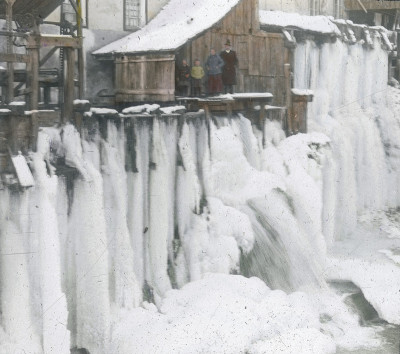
[11,153,35,188]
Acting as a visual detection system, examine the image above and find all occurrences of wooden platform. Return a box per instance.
[177,93,274,128]
[178,93,273,113]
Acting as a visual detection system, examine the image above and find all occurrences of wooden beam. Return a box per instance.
[0,53,30,63]
[116,89,175,95]
[0,30,28,38]
[77,0,84,98]
[27,35,82,49]
[5,0,14,103]
[116,57,175,63]
[356,0,368,13]
[68,0,79,14]
[29,48,40,111]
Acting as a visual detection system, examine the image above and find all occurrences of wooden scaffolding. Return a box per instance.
[0,0,85,121]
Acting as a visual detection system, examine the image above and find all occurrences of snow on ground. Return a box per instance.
[326,210,400,325]
[110,273,336,354]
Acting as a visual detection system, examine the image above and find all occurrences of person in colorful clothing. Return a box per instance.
[220,39,238,94]
[206,48,224,95]
[191,59,205,96]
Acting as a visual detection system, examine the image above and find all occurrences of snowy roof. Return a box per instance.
[259,11,341,35]
[93,0,242,56]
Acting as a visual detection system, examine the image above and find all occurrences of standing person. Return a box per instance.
[176,59,191,96]
[190,59,205,96]
[220,39,238,94]
[206,48,224,95]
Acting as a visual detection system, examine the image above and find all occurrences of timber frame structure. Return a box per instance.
[0,0,85,120]
[94,0,294,106]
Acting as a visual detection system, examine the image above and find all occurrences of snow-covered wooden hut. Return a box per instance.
[93,0,292,104]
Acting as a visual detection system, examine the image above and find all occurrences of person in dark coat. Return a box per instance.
[220,39,238,94]
[206,48,224,95]
[176,59,191,96]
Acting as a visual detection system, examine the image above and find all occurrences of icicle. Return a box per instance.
[148,118,172,300]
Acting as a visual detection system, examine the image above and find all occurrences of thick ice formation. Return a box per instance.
[294,37,400,326]
[1,32,400,353]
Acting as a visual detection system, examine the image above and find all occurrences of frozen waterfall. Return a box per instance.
[0,36,400,353]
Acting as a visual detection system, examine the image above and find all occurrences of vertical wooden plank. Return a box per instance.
[225,10,234,34]
[30,47,39,111]
[204,31,212,63]
[236,2,244,34]
[243,0,250,34]
[251,0,260,33]
[140,56,146,96]
[266,36,272,78]
[116,56,124,94]
[249,36,261,76]
[284,63,292,134]
[221,12,228,33]
[30,111,38,152]
[171,56,175,98]
[125,59,131,91]
[64,48,75,122]
[5,0,15,103]
[77,41,84,98]
[257,37,266,76]
[237,38,249,70]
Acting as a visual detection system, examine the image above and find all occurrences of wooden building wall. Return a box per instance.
[178,0,290,106]
[115,54,175,103]
[114,0,291,105]
[183,32,289,106]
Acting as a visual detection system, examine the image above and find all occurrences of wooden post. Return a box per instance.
[250,0,260,33]
[30,111,39,152]
[259,101,265,130]
[30,47,40,111]
[64,48,75,122]
[292,92,313,134]
[284,63,293,135]
[397,30,400,81]
[5,0,15,103]
[226,101,232,118]
[77,0,84,98]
